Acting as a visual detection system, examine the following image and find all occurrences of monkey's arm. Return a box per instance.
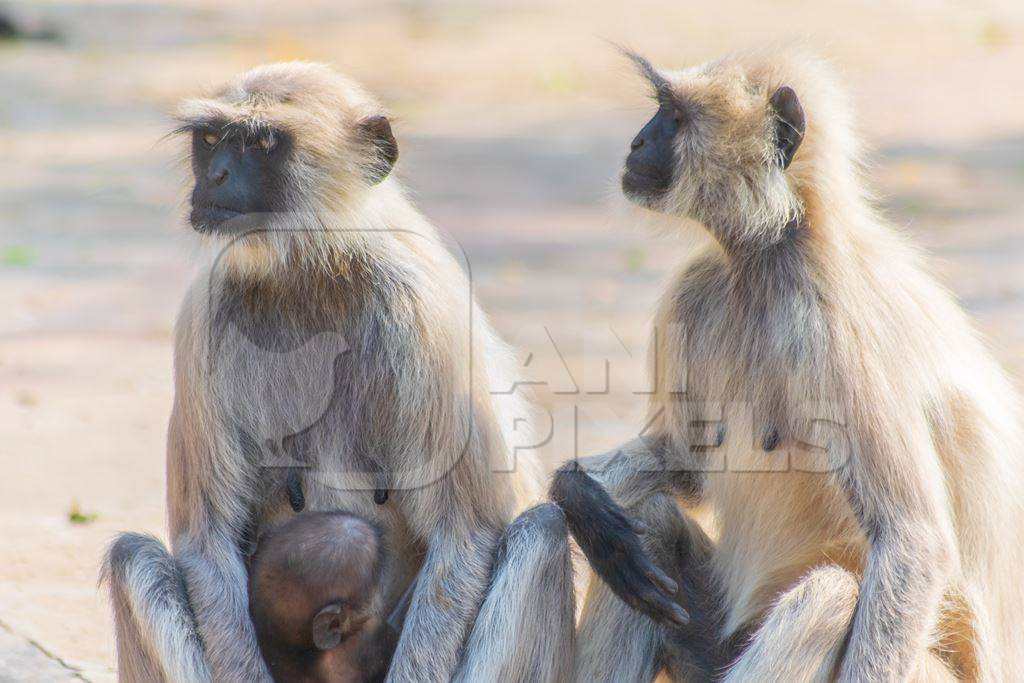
[550,436,698,627]
[379,317,513,682]
[835,413,956,682]
[385,491,503,683]
[555,434,704,508]
[172,528,270,682]
[166,401,273,683]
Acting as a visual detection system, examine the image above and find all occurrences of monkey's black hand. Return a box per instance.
[550,465,690,627]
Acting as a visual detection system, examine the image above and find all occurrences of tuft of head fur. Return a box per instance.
[175,62,403,277]
[628,49,864,251]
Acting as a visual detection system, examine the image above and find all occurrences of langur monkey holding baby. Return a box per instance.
[103,62,576,683]
[553,50,1024,681]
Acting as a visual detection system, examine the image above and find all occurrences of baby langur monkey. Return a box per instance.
[249,512,412,683]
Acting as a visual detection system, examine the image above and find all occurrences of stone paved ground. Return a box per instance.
[1,0,1022,679]
[0,620,83,683]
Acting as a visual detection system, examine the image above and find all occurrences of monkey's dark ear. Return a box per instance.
[311,602,347,650]
[769,86,805,169]
[359,114,399,184]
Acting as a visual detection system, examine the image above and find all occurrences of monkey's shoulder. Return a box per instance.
[667,252,732,318]
[177,246,475,381]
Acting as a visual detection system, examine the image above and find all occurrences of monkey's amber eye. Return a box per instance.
[202,131,219,147]
[258,136,276,153]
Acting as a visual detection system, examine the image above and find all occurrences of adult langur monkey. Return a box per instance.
[551,49,1024,682]
[102,62,575,683]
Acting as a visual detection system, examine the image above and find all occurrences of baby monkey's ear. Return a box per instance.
[358,114,399,184]
[769,86,805,169]
[311,601,360,650]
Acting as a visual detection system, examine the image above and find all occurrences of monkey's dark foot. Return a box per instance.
[550,465,690,626]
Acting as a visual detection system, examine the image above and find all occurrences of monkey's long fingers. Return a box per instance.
[616,560,691,627]
[644,591,691,627]
[633,560,690,626]
[645,562,679,597]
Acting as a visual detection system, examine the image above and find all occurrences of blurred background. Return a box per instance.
[0,0,1022,679]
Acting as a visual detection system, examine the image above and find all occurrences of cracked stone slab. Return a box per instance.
[0,624,82,683]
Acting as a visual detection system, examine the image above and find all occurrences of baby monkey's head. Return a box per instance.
[249,512,396,683]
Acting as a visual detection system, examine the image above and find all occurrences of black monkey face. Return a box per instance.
[621,100,684,206]
[619,52,809,235]
[188,123,293,234]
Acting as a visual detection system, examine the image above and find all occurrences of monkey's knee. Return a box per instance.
[104,533,205,683]
[104,532,174,585]
[723,566,859,683]
[497,503,570,565]
[103,532,188,633]
[770,568,954,683]
[454,504,574,683]
[512,502,568,537]
[777,565,859,621]
[754,564,859,653]
[494,503,573,605]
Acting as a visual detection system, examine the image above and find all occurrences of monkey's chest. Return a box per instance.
[206,287,389,483]
[670,262,835,473]
[678,339,826,469]
[213,326,344,443]
[212,322,399,524]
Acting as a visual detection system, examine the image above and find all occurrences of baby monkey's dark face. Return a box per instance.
[189,124,293,234]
